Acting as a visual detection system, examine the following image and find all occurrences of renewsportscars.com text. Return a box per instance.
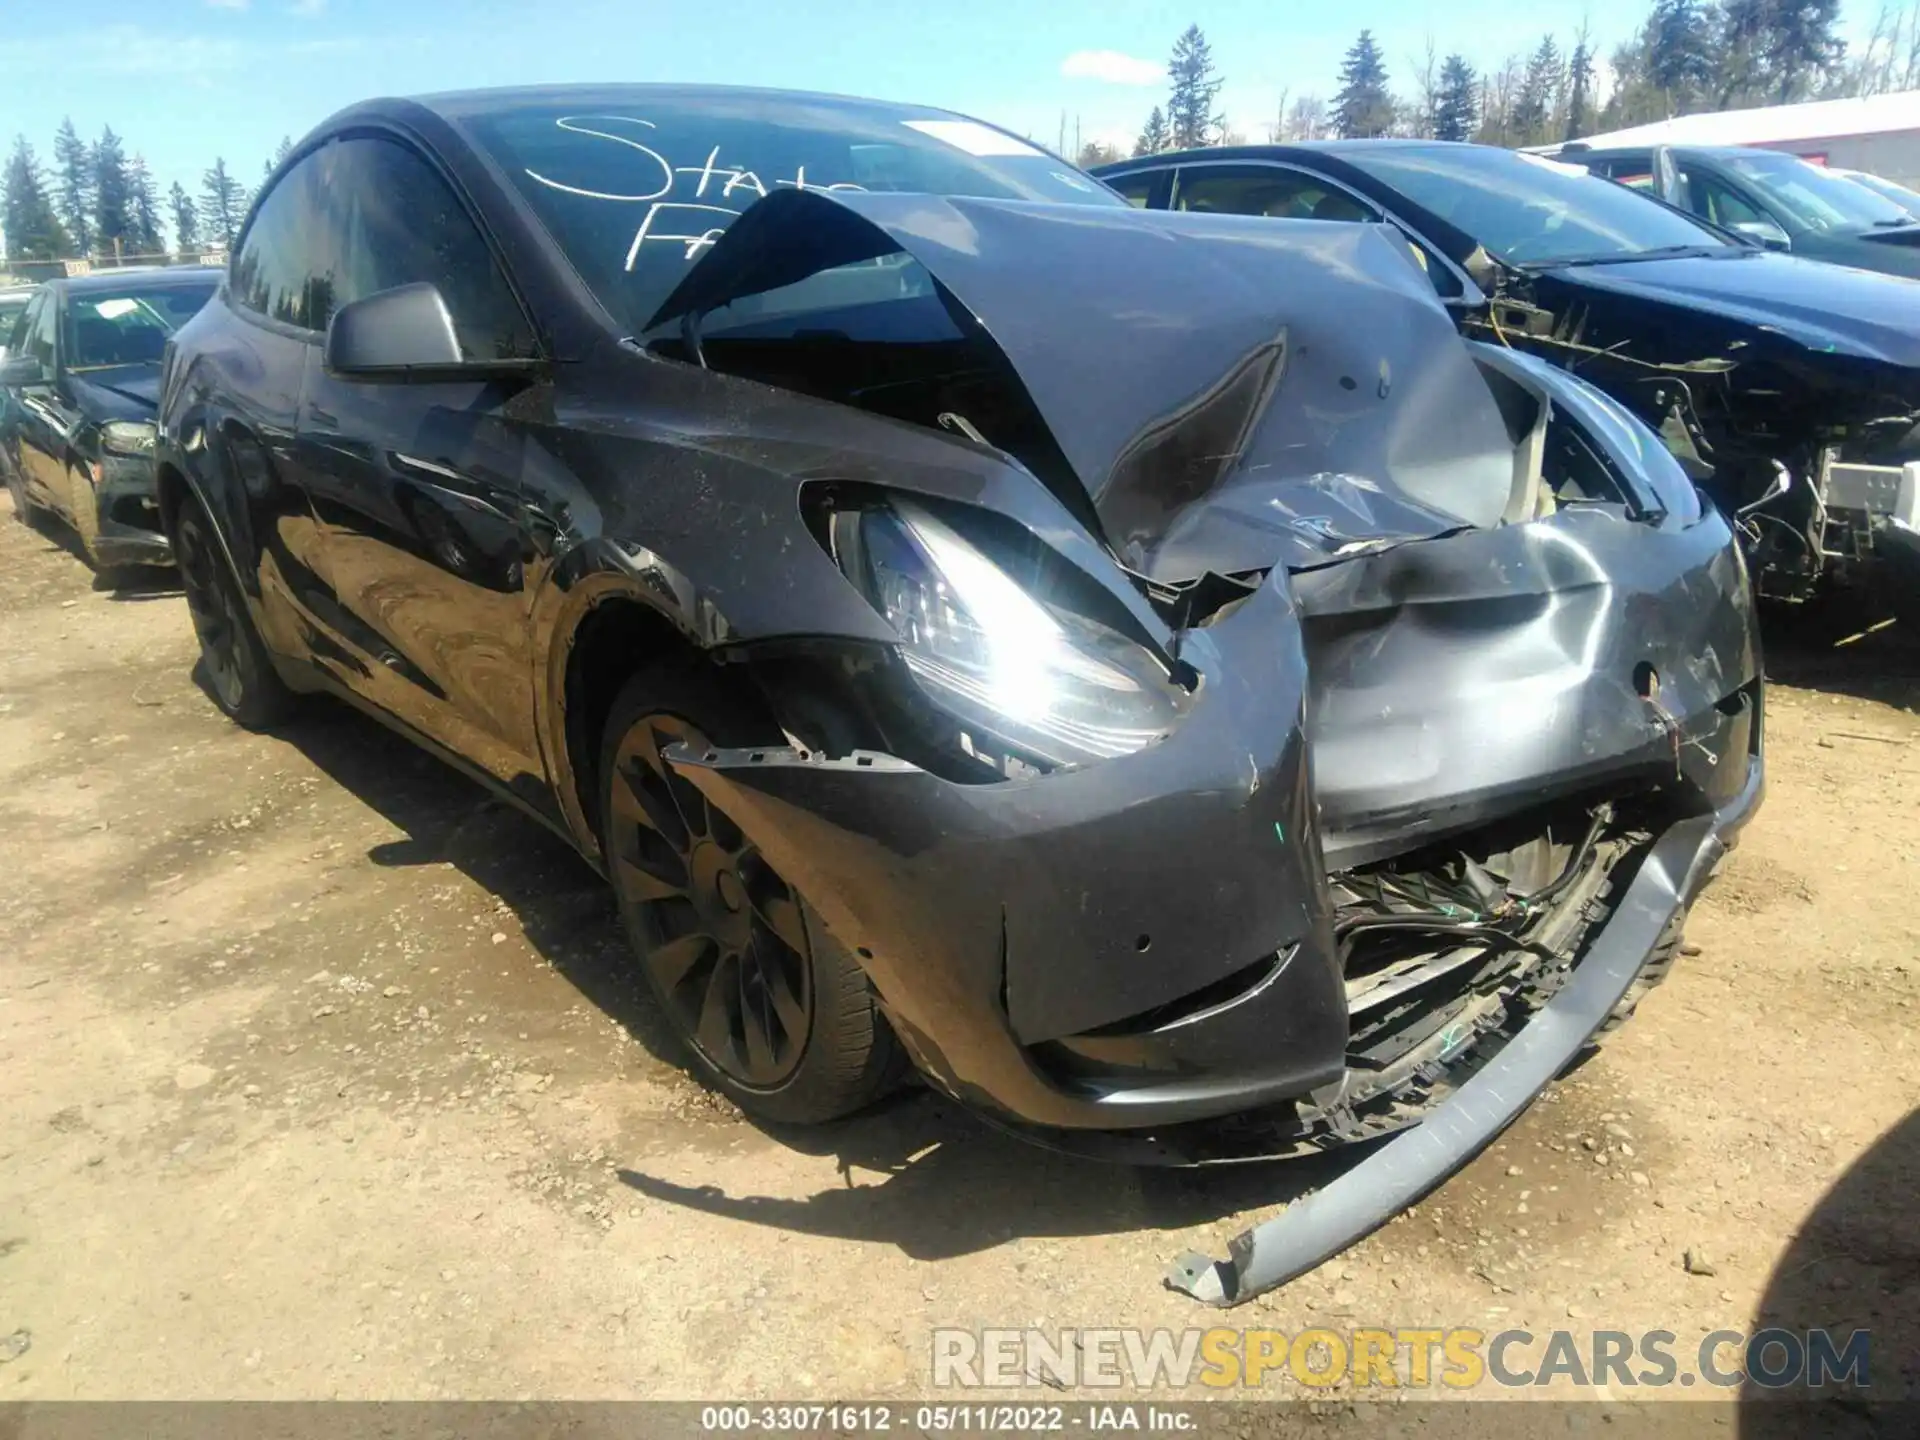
[931,1326,1872,1391]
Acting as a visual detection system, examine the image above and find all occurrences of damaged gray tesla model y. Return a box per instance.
[153,86,1763,1305]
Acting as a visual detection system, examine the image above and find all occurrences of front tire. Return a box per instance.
[599,666,900,1124]
[173,497,297,730]
[66,461,102,566]
[5,458,38,525]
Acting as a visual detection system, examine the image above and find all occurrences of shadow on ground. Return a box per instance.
[1738,1107,1920,1436]
[240,693,1367,1262]
[258,692,687,1069]
[1761,600,1920,712]
[615,1091,1368,1261]
[15,505,178,597]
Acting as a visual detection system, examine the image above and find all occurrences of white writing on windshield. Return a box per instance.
[522,116,866,267]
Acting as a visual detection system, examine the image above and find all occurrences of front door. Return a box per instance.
[13,291,70,515]
[293,133,547,796]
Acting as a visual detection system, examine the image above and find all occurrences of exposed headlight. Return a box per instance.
[100,420,156,457]
[1546,368,1703,525]
[835,499,1193,772]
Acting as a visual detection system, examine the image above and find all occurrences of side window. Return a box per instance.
[13,295,45,367]
[1102,169,1166,209]
[26,294,56,371]
[1684,169,1768,229]
[5,296,36,356]
[1175,165,1380,223]
[324,137,535,362]
[1599,156,1656,189]
[231,151,333,331]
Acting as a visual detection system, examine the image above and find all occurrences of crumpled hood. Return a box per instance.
[1552,250,1920,368]
[651,189,1522,579]
[70,366,161,420]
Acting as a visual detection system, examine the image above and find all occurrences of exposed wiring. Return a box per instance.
[1335,804,1613,963]
[1334,916,1561,965]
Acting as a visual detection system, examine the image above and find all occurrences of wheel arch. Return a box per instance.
[544,580,736,870]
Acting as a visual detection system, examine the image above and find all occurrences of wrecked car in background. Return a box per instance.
[0,267,220,569]
[1096,140,1920,609]
[155,86,1763,1304]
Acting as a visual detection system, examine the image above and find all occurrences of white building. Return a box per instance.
[1565,90,1920,184]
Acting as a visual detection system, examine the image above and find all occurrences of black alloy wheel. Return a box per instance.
[173,500,295,729]
[608,711,815,1091]
[598,667,901,1124]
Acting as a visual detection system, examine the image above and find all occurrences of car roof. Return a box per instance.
[404,82,982,126]
[1565,142,1783,160]
[1097,139,1472,169]
[57,266,223,294]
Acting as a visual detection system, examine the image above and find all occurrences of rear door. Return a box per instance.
[294,133,546,792]
[217,145,334,661]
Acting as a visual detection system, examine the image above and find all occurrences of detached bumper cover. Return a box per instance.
[1165,750,1764,1307]
[91,452,171,566]
[666,569,1355,1133]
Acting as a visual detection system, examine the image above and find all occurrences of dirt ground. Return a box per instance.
[0,493,1914,1404]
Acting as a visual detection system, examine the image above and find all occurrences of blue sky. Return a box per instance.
[0,0,1886,207]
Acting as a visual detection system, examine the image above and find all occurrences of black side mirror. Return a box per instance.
[0,355,45,388]
[325,283,463,378]
[324,283,537,383]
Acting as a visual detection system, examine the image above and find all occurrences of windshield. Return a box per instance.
[1721,150,1914,230]
[1339,146,1733,266]
[461,93,1122,335]
[1843,170,1920,218]
[67,284,216,369]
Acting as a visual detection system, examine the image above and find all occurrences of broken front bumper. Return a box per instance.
[1166,747,1763,1306]
[89,451,172,567]
[668,570,1358,1133]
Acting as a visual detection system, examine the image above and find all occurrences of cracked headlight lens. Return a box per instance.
[839,499,1192,770]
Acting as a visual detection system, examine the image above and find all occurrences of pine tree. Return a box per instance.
[1134,105,1171,157]
[199,158,245,248]
[1766,0,1844,102]
[1565,41,1596,139]
[274,135,294,166]
[1434,55,1480,143]
[127,155,163,257]
[1647,0,1716,106]
[1512,36,1563,146]
[1166,25,1225,149]
[1715,0,1772,105]
[2,136,71,262]
[52,117,93,256]
[1332,30,1395,138]
[168,181,199,254]
[92,126,133,261]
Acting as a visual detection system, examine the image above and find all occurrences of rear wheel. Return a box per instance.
[173,497,297,730]
[599,667,900,1123]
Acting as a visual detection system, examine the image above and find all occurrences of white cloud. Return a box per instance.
[1060,50,1164,87]
[204,0,251,9]
[289,0,326,13]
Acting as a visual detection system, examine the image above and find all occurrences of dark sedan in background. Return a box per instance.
[1558,141,1920,281]
[0,267,219,569]
[1096,141,1920,608]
